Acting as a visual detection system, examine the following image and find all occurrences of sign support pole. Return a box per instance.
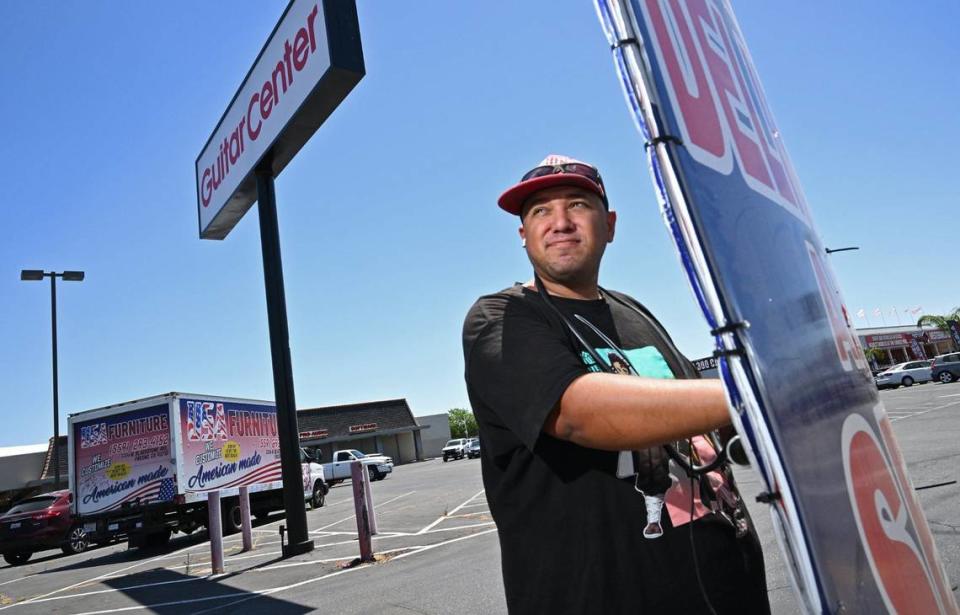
[256,164,314,558]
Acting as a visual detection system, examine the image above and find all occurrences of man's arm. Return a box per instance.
[543,373,730,450]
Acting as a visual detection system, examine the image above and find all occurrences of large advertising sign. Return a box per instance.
[73,404,175,516]
[948,320,960,349]
[178,398,282,493]
[595,1,957,612]
[195,0,364,239]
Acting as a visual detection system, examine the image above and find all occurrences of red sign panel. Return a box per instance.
[299,429,328,440]
[348,423,377,434]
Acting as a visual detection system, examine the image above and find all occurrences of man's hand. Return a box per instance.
[543,373,731,450]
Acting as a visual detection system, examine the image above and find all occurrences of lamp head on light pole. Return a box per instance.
[825,246,860,255]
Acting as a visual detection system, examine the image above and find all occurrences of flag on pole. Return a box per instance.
[856,308,865,319]
[873,308,882,317]
[891,307,901,325]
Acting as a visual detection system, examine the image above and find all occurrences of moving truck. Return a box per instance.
[68,393,327,548]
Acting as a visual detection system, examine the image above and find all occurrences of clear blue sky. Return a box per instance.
[1,1,956,446]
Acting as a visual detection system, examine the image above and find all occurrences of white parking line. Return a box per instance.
[0,539,209,611]
[417,489,485,535]
[256,547,414,572]
[67,528,498,615]
[189,528,499,615]
[0,493,408,608]
[423,522,495,533]
[0,574,37,588]
[5,575,209,606]
[890,401,960,422]
[312,491,415,531]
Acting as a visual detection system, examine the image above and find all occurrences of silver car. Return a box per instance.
[874,361,932,389]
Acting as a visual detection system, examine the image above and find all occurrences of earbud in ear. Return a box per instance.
[521,238,527,248]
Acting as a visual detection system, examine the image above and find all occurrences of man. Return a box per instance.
[462,155,769,613]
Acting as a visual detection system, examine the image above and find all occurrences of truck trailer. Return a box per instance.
[68,392,327,548]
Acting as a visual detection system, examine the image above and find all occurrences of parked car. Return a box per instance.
[931,352,960,384]
[442,439,469,462]
[874,361,932,389]
[1,490,88,566]
[466,438,481,459]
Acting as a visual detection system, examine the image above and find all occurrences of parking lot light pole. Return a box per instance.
[20,269,85,489]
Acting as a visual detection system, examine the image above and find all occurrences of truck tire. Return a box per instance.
[3,552,31,566]
[222,498,242,534]
[311,481,326,509]
[62,525,89,555]
[147,529,170,547]
[368,466,382,482]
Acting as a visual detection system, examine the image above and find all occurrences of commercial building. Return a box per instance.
[297,399,451,465]
[857,325,959,367]
[0,437,66,511]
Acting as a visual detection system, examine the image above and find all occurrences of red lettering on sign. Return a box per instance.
[293,28,310,71]
[201,168,213,207]
[201,3,322,210]
[260,80,275,120]
[873,411,956,611]
[640,0,809,222]
[842,413,953,613]
[684,1,772,189]
[247,93,262,140]
[644,0,727,163]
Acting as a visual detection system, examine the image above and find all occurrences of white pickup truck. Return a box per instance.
[321,449,394,483]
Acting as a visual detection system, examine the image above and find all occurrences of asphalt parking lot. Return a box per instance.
[0,457,502,614]
[1,382,958,614]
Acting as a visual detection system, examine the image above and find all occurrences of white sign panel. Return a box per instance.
[196,0,345,239]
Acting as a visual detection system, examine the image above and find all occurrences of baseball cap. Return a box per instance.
[498,154,608,216]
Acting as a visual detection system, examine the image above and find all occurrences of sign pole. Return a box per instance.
[256,164,314,558]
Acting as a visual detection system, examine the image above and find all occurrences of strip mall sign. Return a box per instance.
[348,423,377,434]
[195,0,364,239]
[299,429,328,440]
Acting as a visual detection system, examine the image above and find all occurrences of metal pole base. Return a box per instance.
[282,539,315,558]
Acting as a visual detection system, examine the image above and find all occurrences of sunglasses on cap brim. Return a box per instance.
[521,163,605,190]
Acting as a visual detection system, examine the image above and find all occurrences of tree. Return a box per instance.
[916,306,960,329]
[862,347,885,370]
[448,408,478,439]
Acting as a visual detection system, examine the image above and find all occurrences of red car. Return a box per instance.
[1,490,88,566]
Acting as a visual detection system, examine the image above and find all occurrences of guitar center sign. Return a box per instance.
[195,0,363,239]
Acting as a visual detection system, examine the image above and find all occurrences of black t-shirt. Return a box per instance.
[462,284,769,614]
